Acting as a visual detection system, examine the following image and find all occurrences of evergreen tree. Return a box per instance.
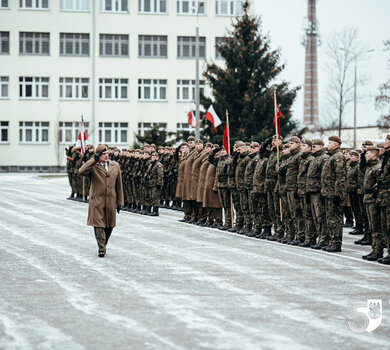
[201,0,300,143]
[134,124,175,147]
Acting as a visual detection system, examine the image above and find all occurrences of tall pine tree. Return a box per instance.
[201,1,299,142]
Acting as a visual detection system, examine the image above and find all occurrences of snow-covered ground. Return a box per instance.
[0,173,389,350]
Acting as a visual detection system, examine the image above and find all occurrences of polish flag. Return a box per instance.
[223,123,230,155]
[204,105,222,132]
[76,123,88,154]
[274,104,282,139]
[188,110,196,128]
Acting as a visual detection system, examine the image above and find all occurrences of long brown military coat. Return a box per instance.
[175,155,187,198]
[203,161,221,208]
[197,157,211,202]
[79,158,124,228]
[191,150,206,200]
[182,148,196,200]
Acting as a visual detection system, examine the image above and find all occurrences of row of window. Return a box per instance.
[0,121,192,144]
[0,76,205,101]
[0,32,225,58]
[0,0,242,16]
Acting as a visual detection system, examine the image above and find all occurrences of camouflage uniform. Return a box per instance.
[286,147,304,242]
[306,149,329,246]
[321,146,347,249]
[245,152,259,234]
[235,150,251,231]
[266,148,284,238]
[377,149,390,262]
[228,153,243,231]
[146,159,164,213]
[346,159,363,233]
[297,151,316,244]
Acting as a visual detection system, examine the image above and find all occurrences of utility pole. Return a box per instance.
[195,2,204,140]
[340,48,373,148]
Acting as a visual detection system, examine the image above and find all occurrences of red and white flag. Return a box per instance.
[274,104,282,139]
[204,105,222,132]
[188,110,196,128]
[76,122,88,154]
[223,123,230,155]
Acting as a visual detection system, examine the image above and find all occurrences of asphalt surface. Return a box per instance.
[0,174,389,350]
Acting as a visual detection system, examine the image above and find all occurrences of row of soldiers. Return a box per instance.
[65,134,390,265]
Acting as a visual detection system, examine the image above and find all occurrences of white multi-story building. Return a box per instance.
[0,0,248,171]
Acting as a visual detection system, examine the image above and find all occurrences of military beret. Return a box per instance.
[329,136,342,144]
[150,144,156,149]
[245,142,251,146]
[213,144,219,148]
[187,136,196,142]
[289,136,301,143]
[96,144,108,154]
[235,141,246,148]
[283,143,290,149]
[350,150,359,157]
[164,146,171,149]
[313,139,324,146]
[251,142,260,148]
[386,135,390,141]
[377,143,384,148]
[143,144,150,147]
[151,152,159,156]
[302,139,312,147]
[195,139,204,144]
[366,146,379,152]
[180,142,189,147]
[362,140,373,146]
[158,146,164,150]
[205,142,213,148]
[134,149,141,152]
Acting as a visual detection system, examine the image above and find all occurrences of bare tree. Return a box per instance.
[376,39,390,129]
[323,27,370,135]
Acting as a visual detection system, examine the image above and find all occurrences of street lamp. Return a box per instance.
[339,48,374,148]
[195,1,204,140]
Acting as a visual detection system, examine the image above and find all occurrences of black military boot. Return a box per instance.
[148,207,158,216]
[366,252,383,261]
[299,241,312,248]
[165,200,171,208]
[160,200,166,208]
[349,228,363,235]
[378,255,390,265]
[122,202,128,211]
[219,224,231,231]
[84,195,89,203]
[326,246,342,253]
[228,225,242,233]
[259,226,272,239]
[77,194,83,202]
[359,233,372,246]
[67,193,75,200]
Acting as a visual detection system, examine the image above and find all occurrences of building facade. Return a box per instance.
[0,0,247,171]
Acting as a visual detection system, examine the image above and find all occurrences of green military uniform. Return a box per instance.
[306,146,329,248]
[146,156,164,215]
[235,149,251,233]
[346,156,363,234]
[321,140,347,251]
[245,151,259,236]
[362,155,383,259]
[227,151,243,232]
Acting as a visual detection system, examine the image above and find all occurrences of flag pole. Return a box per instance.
[226,109,234,228]
[81,115,85,201]
[273,89,283,222]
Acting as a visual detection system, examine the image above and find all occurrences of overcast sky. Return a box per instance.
[253,0,390,128]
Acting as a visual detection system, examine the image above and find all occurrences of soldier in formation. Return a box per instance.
[66,133,390,264]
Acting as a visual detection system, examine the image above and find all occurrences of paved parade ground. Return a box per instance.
[0,174,389,350]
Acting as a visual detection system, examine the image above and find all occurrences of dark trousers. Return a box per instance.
[349,191,363,231]
[94,227,113,252]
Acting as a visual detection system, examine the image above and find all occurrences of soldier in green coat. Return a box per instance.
[321,136,347,252]
[361,146,383,261]
[377,135,390,264]
[145,152,164,216]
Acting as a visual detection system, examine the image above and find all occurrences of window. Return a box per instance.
[138,122,167,136]
[19,32,50,55]
[176,122,191,132]
[0,121,8,143]
[215,0,243,15]
[59,121,89,143]
[139,0,166,13]
[100,0,128,12]
[176,0,204,14]
[60,33,89,56]
[215,37,226,58]
[99,122,128,144]
[177,36,205,58]
[177,80,205,101]
[99,78,128,100]
[19,77,49,99]
[60,78,89,100]
[138,79,167,100]
[19,121,49,143]
[138,35,167,58]
[60,0,89,11]
[19,0,49,9]
[0,32,9,54]
[99,34,128,57]
[1,1,9,9]
[0,77,8,98]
